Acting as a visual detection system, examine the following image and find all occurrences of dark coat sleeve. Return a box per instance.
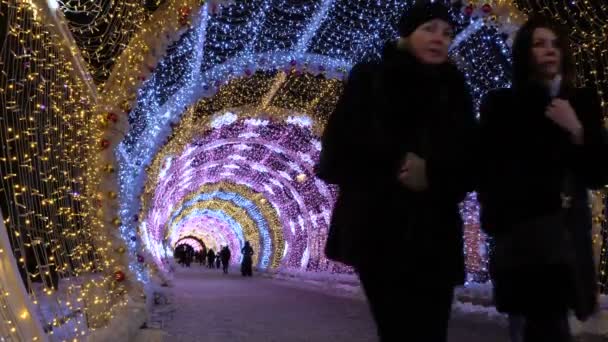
[477,88,544,184]
[316,63,397,189]
[478,89,509,160]
[570,89,608,189]
[425,75,479,204]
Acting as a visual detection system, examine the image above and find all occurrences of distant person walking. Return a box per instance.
[221,246,232,274]
[241,241,254,277]
[207,249,216,269]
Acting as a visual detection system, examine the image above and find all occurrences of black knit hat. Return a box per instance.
[398,1,454,37]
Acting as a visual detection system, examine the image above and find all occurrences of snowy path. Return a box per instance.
[162,267,605,342]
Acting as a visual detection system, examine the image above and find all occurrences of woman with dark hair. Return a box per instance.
[316,2,477,341]
[478,16,608,342]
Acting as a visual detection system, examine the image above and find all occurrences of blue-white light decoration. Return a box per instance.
[112,0,515,282]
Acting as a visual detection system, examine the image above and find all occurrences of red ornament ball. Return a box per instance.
[114,270,126,282]
[179,6,191,25]
[210,3,218,15]
[482,3,492,14]
[101,139,110,149]
[464,5,474,16]
[107,112,118,123]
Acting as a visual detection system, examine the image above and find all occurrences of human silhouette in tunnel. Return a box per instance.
[184,246,193,267]
[207,249,216,268]
[215,252,221,269]
[196,251,205,266]
[241,241,254,277]
[175,244,193,267]
[220,246,231,274]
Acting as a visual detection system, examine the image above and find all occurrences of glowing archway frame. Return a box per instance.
[167,198,268,267]
[168,207,257,265]
[170,213,244,252]
[165,183,285,268]
[170,158,319,267]
[172,224,225,253]
[175,235,207,251]
[142,115,337,271]
[114,3,517,279]
[169,209,245,262]
[175,237,205,252]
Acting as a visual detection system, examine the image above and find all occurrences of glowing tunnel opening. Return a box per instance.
[141,111,340,272]
[176,237,206,252]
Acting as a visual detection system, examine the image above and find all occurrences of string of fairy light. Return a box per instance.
[56,0,153,82]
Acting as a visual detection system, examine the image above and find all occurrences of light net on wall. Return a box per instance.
[0,0,129,339]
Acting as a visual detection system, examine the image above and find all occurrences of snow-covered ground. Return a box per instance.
[28,266,607,341]
[268,267,608,338]
[155,266,608,341]
[152,266,603,341]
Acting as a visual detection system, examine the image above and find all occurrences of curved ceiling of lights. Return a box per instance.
[117,2,512,275]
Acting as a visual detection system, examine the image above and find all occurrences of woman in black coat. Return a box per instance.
[316,3,477,341]
[478,16,608,342]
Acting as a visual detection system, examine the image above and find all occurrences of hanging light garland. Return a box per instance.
[0,0,131,338]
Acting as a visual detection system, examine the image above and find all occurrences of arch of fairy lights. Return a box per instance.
[175,235,207,252]
[170,212,240,251]
[175,238,205,253]
[165,185,287,268]
[120,2,515,282]
[142,114,337,271]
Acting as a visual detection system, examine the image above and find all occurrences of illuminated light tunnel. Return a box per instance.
[120,2,514,281]
[142,113,338,271]
[176,237,206,253]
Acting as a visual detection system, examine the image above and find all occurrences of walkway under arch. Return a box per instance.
[161,267,518,342]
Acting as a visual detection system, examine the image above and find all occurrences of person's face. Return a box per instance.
[406,19,453,64]
[531,27,562,80]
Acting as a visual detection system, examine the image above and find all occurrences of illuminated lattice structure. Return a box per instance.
[11,0,602,305]
[3,2,608,339]
[175,238,205,252]
[0,0,131,340]
[143,114,337,270]
[56,0,151,82]
[116,1,518,280]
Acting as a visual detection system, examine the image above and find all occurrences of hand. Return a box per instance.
[398,152,428,192]
[546,99,584,143]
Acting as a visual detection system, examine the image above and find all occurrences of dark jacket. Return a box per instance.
[316,42,477,285]
[478,84,608,317]
[221,248,231,262]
